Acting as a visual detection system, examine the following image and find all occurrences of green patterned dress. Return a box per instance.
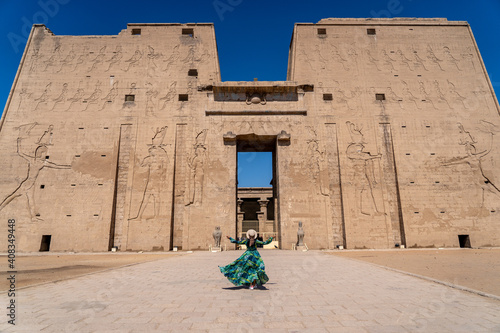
[219,237,273,286]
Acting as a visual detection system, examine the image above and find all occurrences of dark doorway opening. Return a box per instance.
[40,235,52,252]
[458,234,471,248]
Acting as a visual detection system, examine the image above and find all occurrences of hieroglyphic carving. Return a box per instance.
[306,126,328,195]
[411,49,428,71]
[145,82,159,116]
[346,121,382,216]
[329,44,349,70]
[299,49,314,71]
[396,49,412,71]
[88,46,106,72]
[186,129,208,206]
[130,126,169,220]
[443,46,461,71]
[461,47,475,71]
[51,83,69,110]
[447,80,467,108]
[365,50,381,71]
[381,50,396,70]
[401,80,420,109]
[159,81,177,109]
[147,46,162,75]
[71,46,89,72]
[182,45,197,64]
[419,81,437,110]
[333,84,360,111]
[0,123,71,221]
[100,81,118,111]
[16,88,32,111]
[386,87,403,109]
[66,85,85,112]
[57,49,76,73]
[315,45,328,70]
[29,48,41,72]
[433,80,451,108]
[43,44,61,72]
[163,45,180,72]
[124,49,142,72]
[105,46,123,72]
[443,123,500,205]
[426,45,444,71]
[34,83,52,111]
[82,81,102,111]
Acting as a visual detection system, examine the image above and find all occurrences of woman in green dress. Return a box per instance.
[219,229,274,289]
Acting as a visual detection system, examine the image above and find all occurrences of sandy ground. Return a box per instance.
[0,252,183,291]
[1,249,499,298]
[329,248,500,297]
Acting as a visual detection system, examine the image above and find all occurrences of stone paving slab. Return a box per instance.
[1,250,500,332]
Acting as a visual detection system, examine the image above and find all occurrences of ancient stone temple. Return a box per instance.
[1,18,499,252]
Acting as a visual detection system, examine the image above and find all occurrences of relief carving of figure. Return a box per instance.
[443,46,461,71]
[147,46,162,75]
[124,49,143,72]
[29,48,41,72]
[186,129,208,207]
[100,81,119,111]
[306,129,328,195]
[346,122,382,216]
[130,127,169,220]
[433,80,451,108]
[447,80,467,108]
[145,82,159,116]
[88,46,107,72]
[51,83,69,110]
[66,86,85,112]
[442,123,500,206]
[163,45,180,72]
[105,46,123,72]
[57,49,76,73]
[400,80,420,109]
[426,45,444,71]
[419,81,437,110]
[381,50,396,70]
[82,81,102,111]
[34,83,52,111]
[396,49,412,71]
[330,44,349,71]
[411,49,428,71]
[71,46,89,72]
[43,44,62,72]
[159,81,177,110]
[0,124,71,221]
[365,50,381,71]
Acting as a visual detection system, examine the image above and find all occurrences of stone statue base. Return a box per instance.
[296,245,308,252]
[211,246,221,252]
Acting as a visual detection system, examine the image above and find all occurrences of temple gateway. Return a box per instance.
[1,18,499,252]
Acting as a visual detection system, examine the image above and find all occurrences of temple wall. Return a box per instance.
[1,18,499,251]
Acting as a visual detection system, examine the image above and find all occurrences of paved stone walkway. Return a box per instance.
[2,250,500,332]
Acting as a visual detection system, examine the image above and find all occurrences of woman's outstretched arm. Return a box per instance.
[226,235,246,245]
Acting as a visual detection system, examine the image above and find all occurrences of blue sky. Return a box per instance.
[1,0,499,186]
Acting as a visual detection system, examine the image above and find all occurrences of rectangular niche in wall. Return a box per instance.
[40,235,52,252]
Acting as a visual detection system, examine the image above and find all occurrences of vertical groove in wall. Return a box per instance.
[334,124,347,248]
[172,124,187,249]
[112,124,133,250]
[325,123,344,248]
[390,127,406,246]
[379,123,405,246]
